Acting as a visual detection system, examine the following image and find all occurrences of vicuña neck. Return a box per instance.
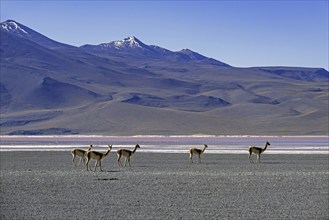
[263,143,269,151]
[132,145,138,154]
[104,149,111,156]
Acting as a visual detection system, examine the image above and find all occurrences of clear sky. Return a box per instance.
[1,0,328,69]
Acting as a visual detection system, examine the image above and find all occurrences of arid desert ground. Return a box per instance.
[0,151,328,219]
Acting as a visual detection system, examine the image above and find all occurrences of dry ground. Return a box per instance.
[1,152,328,219]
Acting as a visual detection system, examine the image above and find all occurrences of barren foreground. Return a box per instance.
[1,152,328,219]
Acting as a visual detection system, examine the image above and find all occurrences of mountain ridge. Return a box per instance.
[79,35,230,67]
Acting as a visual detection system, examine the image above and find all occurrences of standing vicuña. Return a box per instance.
[248,141,270,163]
[85,145,112,171]
[117,144,141,167]
[189,144,208,163]
[71,144,93,167]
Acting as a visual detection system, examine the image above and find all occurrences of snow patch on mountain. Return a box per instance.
[1,20,30,37]
[98,36,148,50]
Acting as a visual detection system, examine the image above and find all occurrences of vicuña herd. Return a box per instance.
[71,142,270,171]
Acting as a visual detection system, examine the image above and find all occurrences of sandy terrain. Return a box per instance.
[1,151,328,219]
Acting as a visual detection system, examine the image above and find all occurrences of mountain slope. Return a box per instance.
[255,67,329,82]
[0,20,328,135]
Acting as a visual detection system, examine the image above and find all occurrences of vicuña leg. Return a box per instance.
[189,152,193,163]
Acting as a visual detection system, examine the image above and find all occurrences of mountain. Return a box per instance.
[0,20,72,49]
[80,36,230,66]
[1,20,328,135]
[94,36,150,50]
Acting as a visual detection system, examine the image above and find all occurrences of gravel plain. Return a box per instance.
[1,151,328,219]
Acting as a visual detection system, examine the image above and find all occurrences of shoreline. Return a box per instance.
[0,147,328,154]
[1,144,328,154]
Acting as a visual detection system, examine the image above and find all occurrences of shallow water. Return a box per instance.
[0,135,328,153]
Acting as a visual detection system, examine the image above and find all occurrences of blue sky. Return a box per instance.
[1,1,328,69]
